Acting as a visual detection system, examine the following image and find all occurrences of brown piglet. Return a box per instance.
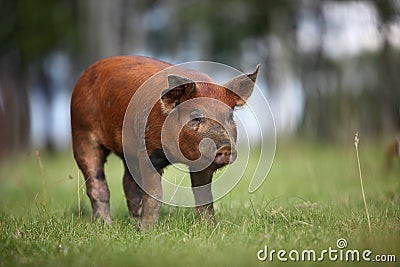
[71,56,259,230]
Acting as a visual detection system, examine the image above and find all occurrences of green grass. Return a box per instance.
[0,139,399,266]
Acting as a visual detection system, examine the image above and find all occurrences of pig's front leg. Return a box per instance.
[138,151,163,231]
[190,168,215,222]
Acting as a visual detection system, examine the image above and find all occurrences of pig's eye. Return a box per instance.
[190,109,203,119]
[187,117,204,129]
[187,109,204,129]
[192,117,204,124]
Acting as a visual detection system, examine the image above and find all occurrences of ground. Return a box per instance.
[0,139,399,266]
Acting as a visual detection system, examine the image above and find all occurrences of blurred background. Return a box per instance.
[0,0,399,159]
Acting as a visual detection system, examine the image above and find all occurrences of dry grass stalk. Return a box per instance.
[354,132,372,233]
[35,151,46,208]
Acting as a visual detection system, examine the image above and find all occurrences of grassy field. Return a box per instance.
[0,139,399,266]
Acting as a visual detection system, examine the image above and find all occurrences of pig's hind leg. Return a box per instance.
[73,137,112,224]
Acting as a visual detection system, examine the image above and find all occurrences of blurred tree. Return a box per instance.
[0,0,79,156]
[296,0,400,141]
[296,1,338,140]
[0,0,79,66]
[1,0,399,157]
[375,0,400,134]
[175,0,295,64]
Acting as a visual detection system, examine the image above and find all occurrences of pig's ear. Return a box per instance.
[160,75,196,113]
[224,64,259,107]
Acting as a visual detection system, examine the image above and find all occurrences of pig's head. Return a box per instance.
[160,65,259,171]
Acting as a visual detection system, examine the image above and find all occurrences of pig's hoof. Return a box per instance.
[139,219,157,231]
[95,216,112,225]
[93,212,112,225]
[201,216,216,227]
[92,201,112,225]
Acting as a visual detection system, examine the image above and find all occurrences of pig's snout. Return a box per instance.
[214,144,237,165]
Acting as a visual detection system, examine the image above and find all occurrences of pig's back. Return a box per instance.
[71,56,173,156]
